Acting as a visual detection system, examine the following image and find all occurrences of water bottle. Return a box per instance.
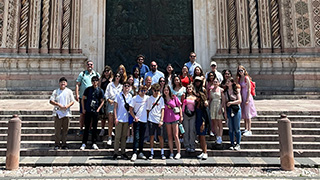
[178,123,185,134]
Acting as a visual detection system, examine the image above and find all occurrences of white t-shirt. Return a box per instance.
[130,95,148,123]
[50,87,75,118]
[115,92,132,123]
[105,82,123,100]
[147,95,165,124]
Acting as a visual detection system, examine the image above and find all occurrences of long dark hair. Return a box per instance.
[206,71,216,83]
[226,77,239,95]
[101,65,113,80]
[164,64,175,84]
[192,66,204,80]
[222,69,232,85]
[112,72,124,84]
[172,75,182,89]
[162,85,173,102]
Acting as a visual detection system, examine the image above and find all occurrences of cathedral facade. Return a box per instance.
[0,0,319,94]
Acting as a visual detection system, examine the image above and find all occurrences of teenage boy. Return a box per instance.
[80,76,105,150]
[147,83,166,160]
[113,81,132,160]
[50,77,75,150]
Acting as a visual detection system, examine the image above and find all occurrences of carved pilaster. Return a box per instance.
[228,0,238,54]
[258,0,272,53]
[49,0,63,53]
[248,0,259,53]
[312,0,320,47]
[281,0,295,51]
[62,0,71,53]
[0,0,4,47]
[236,0,250,54]
[18,0,30,53]
[28,0,41,53]
[270,0,281,52]
[216,0,229,54]
[70,0,81,53]
[295,0,311,49]
[40,0,50,53]
[4,0,20,52]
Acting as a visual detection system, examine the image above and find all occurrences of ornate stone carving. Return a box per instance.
[6,0,19,49]
[49,0,63,52]
[295,0,311,47]
[216,0,229,53]
[236,0,250,53]
[258,0,272,51]
[248,0,259,50]
[270,0,281,50]
[40,0,50,52]
[19,0,30,49]
[62,0,71,51]
[70,0,81,52]
[282,0,295,48]
[28,0,41,51]
[228,0,238,53]
[312,0,320,46]
[0,0,4,46]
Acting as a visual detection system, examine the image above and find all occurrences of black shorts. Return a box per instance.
[148,121,164,137]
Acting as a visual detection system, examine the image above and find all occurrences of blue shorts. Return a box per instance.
[106,101,114,113]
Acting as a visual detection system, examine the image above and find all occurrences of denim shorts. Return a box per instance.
[165,120,179,125]
[106,101,114,113]
[148,121,164,136]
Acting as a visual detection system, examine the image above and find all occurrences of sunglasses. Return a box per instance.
[116,75,121,78]
[87,63,93,66]
[140,90,147,92]
[138,58,144,61]
[151,65,156,67]
[159,80,165,82]
[225,73,230,75]
[92,80,98,82]
[124,85,130,87]
[190,55,196,58]
[238,70,244,72]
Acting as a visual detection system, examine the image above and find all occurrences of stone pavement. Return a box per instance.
[1,99,320,112]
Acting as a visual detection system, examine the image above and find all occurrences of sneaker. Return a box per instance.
[54,146,59,150]
[234,144,241,151]
[243,130,252,137]
[149,154,154,160]
[131,153,137,161]
[161,154,166,160]
[169,153,174,159]
[126,136,130,143]
[197,153,204,159]
[122,153,130,160]
[202,153,208,160]
[174,153,181,160]
[216,136,222,144]
[210,131,215,136]
[186,147,191,152]
[61,146,68,150]
[129,136,134,143]
[92,144,99,150]
[80,143,86,150]
[229,145,234,150]
[179,138,183,143]
[112,131,115,136]
[189,148,195,153]
[107,137,112,146]
[138,152,147,160]
[99,129,105,136]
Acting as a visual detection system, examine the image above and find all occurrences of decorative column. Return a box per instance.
[228,0,238,54]
[62,0,71,54]
[258,0,272,53]
[270,0,282,52]
[312,0,320,49]
[70,0,81,53]
[28,0,41,53]
[236,0,250,54]
[18,0,30,53]
[280,0,296,52]
[248,0,259,53]
[40,0,50,53]
[3,0,20,53]
[49,0,63,53]
[216,0,229,54]
[0,0,5,48]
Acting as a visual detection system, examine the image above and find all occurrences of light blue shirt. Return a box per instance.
[144,70,164,85]
[76,70,100,98]
[184,61,202,76]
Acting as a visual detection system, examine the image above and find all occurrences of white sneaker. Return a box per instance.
[161,154,166,160]
[174,153,181,160]
[92,144,99,150]
[112,131,115,136]
[99,129,105,136]
[216,136,222,144]
[107,137,112,145]
[80,144,86,150]
[243,130,252,137]
[234,144,241,151]
[131,153,137,162]
[129,136,134,143]
[202,153,208,160]
[169,153,174,159]
[138,152,147,160]
[197,153,204,159]
[126,137,130,143]
[149,154,154,160]
[210,131,215,136]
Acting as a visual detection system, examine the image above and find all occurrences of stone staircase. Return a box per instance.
[0,110,319,158]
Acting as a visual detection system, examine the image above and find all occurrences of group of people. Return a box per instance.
[49,52,257,161]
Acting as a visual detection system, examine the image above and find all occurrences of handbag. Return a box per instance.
[173,107,180,114]
[184,93,195,117]
[226,90,239,113]
[122,94,130,111]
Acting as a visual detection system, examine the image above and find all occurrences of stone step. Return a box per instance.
[0,91,52,99]
[0,127,318,135]
[1,140,319,150]
[1,120,320,128]
[0,148,318,157]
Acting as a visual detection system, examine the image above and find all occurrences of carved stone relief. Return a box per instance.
[258,0,272,51]
[49,0,63,52]
[295,0,311,47]
[19,0,30,50]
[28,0,41,51]
[282,0,295,49]
[228,0,238,53]
[312,0,320,46]
[236,0,250,52]
[70,0,81,52]
[0,0,4,46]
[5,0,20,50]
[216,0,229,53]
[40,0,50,53]
[62,0,71,52]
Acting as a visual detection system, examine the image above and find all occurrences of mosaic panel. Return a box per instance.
[0,0,4,45]
[283,0,294,48]
[295,0,311,47]
[312,0,320,46]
